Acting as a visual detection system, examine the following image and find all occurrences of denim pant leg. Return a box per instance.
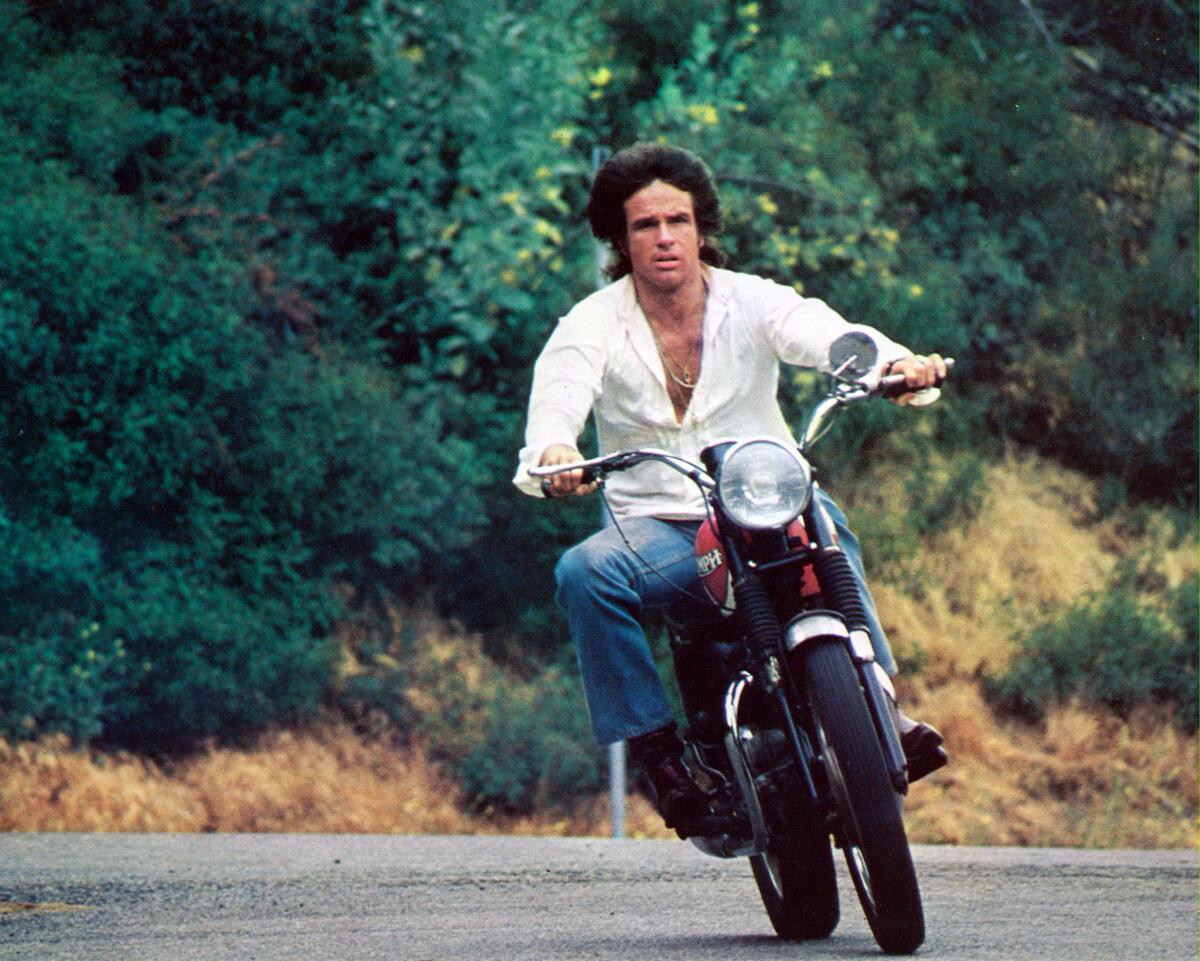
[555,517,702,746]
[814,487,898,676]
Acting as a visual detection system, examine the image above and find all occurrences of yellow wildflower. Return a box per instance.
[812,61,834,79]
[686,103,719,126]
[551,126,576,147]
[771,234,801,268]
[588,66,613,87]
[500,268,519,286]
[516,248,534,263]
[881,227,900,245]
[440,221,461,242]
[757,194,778,216]
[908,283,924,298]
[401,46,425,64]
[499,191,527,217]
[792,281,805,295]
[535,165,553,179]
[739,2,759,17]
[533,219,563,245]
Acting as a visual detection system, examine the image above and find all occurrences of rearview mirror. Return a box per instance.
[829,331,879,377]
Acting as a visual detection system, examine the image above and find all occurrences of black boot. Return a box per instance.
[628,723,710,838]
[896,711,948,783]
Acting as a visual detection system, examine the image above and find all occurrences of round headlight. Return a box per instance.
[717,438,813,530]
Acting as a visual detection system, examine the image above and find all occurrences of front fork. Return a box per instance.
[719,528,822,803]
[803,496,910,794]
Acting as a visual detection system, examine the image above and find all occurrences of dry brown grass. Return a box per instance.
[3,704,1190,846]
[0,726,471,834]
[898,678,1197,847]
[0,736,205,832]
[1,452,1194,846]
[863,452,1178,679]
[174,727,469,833]
[0,722,679,838]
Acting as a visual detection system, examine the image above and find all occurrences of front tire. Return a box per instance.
[804,640,925,955]
[750,830,839,940]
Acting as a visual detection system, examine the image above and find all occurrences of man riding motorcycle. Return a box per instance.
[513,143,947,836]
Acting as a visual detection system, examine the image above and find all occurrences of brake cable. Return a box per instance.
[592,456,733,615]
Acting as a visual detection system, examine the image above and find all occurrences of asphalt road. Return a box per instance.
[0,834,1194,960]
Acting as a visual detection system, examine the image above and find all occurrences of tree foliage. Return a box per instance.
[0,0,1193,767]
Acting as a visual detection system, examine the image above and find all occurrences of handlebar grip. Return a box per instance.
[540,465,597,498]
[880,358,953,399]
[879,374,915,399]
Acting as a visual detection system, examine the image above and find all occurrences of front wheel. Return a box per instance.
[750,830,839,940]
[804,640,925,955]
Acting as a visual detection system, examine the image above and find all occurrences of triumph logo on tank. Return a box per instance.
[696,547,723,577]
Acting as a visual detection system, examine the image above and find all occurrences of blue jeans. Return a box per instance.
[554,488,896,745]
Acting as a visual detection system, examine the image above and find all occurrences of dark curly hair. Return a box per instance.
[586,143,726,279]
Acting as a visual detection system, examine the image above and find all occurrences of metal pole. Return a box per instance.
[590,145,625,839]
[591,145,612,291]
[608,741,626,839]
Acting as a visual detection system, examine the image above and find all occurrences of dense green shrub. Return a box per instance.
[842,1,1199,506]
[455,667,602,812]
[332,611,602,813]
[992,566,1199,730]
[0,5,486,745]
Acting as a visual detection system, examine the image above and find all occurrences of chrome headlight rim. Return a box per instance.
[716,437,813,531]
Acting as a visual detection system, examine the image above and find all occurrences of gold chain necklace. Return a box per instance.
[647,320,700,390]
[645,283,706,391]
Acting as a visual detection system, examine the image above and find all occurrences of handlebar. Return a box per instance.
[529,447,702,497]
[530,356,955,494]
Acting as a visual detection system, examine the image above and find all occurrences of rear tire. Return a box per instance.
[804,640,925,955]
[750,831,839,940]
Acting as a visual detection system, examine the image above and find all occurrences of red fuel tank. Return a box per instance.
[694,517,821,614]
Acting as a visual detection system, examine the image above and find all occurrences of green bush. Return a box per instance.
[0,6,488,746]
[904,450,988,535]
[992,566,1198,730]
[455,667,602,812]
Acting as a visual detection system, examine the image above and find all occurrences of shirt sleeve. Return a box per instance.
[512,304,606,497]
[755,276,910,374]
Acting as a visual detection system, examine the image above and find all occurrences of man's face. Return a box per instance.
[621,179,703,295]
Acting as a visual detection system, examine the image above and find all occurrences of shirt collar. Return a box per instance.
[615,266,732,332]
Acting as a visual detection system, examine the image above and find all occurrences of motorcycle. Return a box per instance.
[529,331,949,955]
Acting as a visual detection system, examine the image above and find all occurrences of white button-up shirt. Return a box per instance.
[513,267,909,520]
